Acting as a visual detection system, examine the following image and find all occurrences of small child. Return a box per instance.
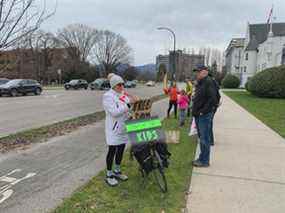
[177,89,189,126]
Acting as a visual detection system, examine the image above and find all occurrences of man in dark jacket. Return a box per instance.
[192,65,218,167]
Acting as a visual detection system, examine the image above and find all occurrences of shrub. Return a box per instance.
[245,77,252,91]
[221,74,240,88]
[247,65,285,98]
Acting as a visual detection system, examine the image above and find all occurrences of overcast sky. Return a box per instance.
[42,0,285,65]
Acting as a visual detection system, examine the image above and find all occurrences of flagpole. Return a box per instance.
[268,4,274,36]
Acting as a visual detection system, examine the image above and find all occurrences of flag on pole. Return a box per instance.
[267,6,273,24]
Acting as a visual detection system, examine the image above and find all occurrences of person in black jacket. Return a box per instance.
[192,65,218,167]
[208,74,221,146]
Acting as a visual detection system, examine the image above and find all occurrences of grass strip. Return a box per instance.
[0,94,167,153]
[224,91,285,138]
[0,111,105,153]
[43,86,64,90]
[54,116,197,213]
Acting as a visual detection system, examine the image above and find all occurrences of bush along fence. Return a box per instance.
[247,65,285,98]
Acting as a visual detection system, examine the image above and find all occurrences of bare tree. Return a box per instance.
[0,0,55,50]
[24,30,59,82]
[92,30,133,75]
[57,24,98,62]
[0,0,55,75]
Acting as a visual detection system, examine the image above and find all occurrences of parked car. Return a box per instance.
[64,79,88,90]
[0,78,9,85]
[89,78,110,90]
[124,80,136,88]
[0,79,42,97]
[145,81,156,87]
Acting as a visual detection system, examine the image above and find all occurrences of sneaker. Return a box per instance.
[105,176,119,186]
[113,172,128,181]
[192,159,209,167]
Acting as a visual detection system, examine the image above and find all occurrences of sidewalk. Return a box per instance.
[186,94,285,213]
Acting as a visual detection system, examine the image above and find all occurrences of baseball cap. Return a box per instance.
[193,65,208,72]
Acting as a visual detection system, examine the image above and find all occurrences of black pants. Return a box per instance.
[167,100,177,118]
[210,109,217,145]
[106,144,126,170]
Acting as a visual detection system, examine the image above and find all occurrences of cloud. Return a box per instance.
[42,0,285,65]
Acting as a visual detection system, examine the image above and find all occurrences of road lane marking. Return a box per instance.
[0,169,36,204]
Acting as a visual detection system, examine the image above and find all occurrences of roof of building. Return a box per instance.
[246,22,285,51]
[225,38,245,56]
[231,38,245,47]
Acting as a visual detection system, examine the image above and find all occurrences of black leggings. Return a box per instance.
[106,144,126,170]
[167,100,177,118]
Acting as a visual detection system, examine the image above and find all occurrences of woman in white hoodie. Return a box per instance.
[103,75,137,186]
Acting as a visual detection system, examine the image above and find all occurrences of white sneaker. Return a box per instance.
[105,176,119,186]
[113,172,128,181]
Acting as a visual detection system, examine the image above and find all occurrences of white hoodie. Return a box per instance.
[103,89,130,146]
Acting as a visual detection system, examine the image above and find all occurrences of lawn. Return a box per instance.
[224,91,285,138]
[54,117,197,213]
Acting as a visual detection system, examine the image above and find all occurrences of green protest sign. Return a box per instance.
[126,118,161,133]
[125,117,165,144]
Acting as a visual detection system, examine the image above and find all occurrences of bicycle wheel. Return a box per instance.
[152,150,168,193]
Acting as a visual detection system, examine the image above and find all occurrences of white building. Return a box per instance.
[225,38,245,77]
[226,22,285,87]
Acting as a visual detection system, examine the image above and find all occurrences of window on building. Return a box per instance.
[268,54,272,62]
[245,53,249,61]
[282,46,285,65]
[244,66,247,72]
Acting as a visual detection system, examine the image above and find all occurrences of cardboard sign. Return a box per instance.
[129,99,152,119]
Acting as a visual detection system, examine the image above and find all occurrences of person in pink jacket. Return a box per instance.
[177,89,189,126]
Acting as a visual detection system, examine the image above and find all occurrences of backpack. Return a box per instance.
[212,79,221,107]
[132,144,153,174]
[155,142,171,168]
[131,142,171,173]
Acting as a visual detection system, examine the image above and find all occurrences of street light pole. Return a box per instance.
[157,27,176,82]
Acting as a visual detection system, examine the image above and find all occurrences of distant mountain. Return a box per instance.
[116,64,129,75]
[135,64,156,73]
[95,63,156,78]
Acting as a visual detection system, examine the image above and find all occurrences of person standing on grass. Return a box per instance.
[107,73,115,81]
[192,65,218,167]
[185,79,193,117]
[208,74,221,146]
[108,72,139,104]
[177,89,189,126]
[103,74,137,186]
[164,82,179,118]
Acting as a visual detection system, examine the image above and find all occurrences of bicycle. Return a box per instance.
[135,141,168,193]
[126,100,169,193]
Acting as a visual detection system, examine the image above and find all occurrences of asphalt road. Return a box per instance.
[0,84,164,137]
[0,99,170,213]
